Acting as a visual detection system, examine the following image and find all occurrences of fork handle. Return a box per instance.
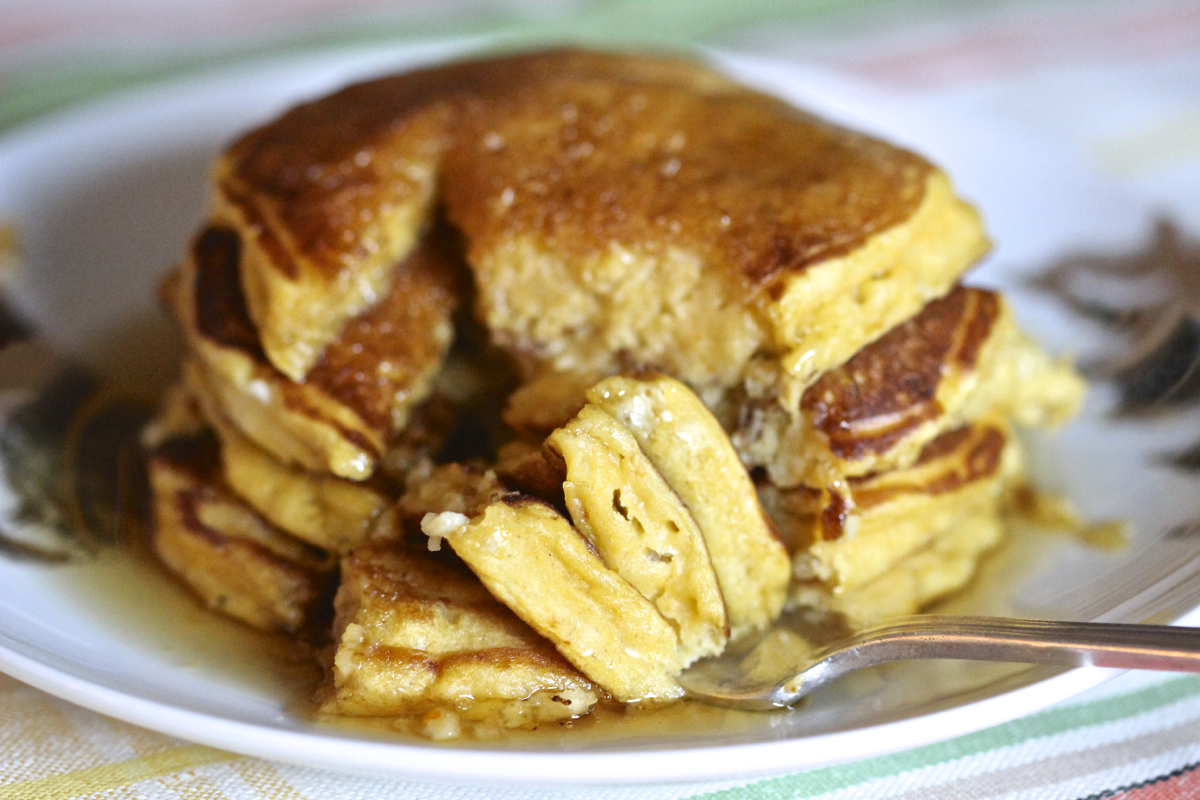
[810,615,1200,683]
[688,616,1200,710]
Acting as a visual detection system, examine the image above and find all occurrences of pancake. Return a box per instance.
[145,47,1087,730]
[211,415,392,554]
[146,431,332,633]
[393,463,683,702]
[735,286,1085,489]
[397,375,794,699]
[170,224,459,480]
[547,403,729,665]
[319,543,597,735]
[430,493,685,703]
[585,374,790,636]
[215,50,747,381]
[393,462,688,701]
[215,49,986,415]
[446,68,986,416]
[760,421,1018,627]
[789,505,1005,627]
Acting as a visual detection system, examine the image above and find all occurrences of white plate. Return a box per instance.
[1,42,1198,785]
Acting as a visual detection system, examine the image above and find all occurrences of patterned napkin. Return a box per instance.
[2,1,1200,798]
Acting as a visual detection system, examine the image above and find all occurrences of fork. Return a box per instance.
[679,615,1200,711]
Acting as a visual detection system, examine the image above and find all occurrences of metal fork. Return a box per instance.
[679,616,1200,711]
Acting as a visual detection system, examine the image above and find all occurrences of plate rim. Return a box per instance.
[0,632,1129,784]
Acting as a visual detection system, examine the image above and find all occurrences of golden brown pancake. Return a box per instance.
[148,47,1088,728]
[391,462,685,702]
[735,286,1084,488]
[547,403,729,665]
[215,50,747,380]
[147,378,396,554]
[585,374,790,636]
[393,462,696,700]
[445,65,984,410]
[212,416,392,554]
[432,494,685,703]
[789,505,1004,627]
[761,421,1018,626]
[320,543,597,736]
[398,376,795,698]
[147,431,332,633]
[170,224,459,479]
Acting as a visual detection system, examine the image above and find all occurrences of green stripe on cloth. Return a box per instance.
[694,675,1200,800]
[2,60,214,133]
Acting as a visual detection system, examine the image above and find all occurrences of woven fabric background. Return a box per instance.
[8,671,1200,799]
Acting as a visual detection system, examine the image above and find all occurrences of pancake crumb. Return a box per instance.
[420,511,470,551]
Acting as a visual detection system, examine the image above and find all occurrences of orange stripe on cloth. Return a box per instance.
[1094,762,1200,800]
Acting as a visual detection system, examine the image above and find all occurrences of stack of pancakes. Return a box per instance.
[144,49,1083,736]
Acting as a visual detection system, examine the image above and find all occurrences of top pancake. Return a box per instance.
[215,48,987,390]
[215,50,744,380]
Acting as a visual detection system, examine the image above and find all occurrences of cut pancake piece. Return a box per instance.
[547,404,728,666]
[170,225,459,480]
[398,375,797,699]
[147,431,332,633]
[502,369,597,438]
[319,543,597,735]
[213,416,392,554]
[384,465,686,705]
[736,286,1085,488]
[432,494,684,703]
[766,421,1017,603]
[586,374,790,636]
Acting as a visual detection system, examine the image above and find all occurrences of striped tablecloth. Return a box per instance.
[6,671,1200,799]
[3,1,1200,797]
